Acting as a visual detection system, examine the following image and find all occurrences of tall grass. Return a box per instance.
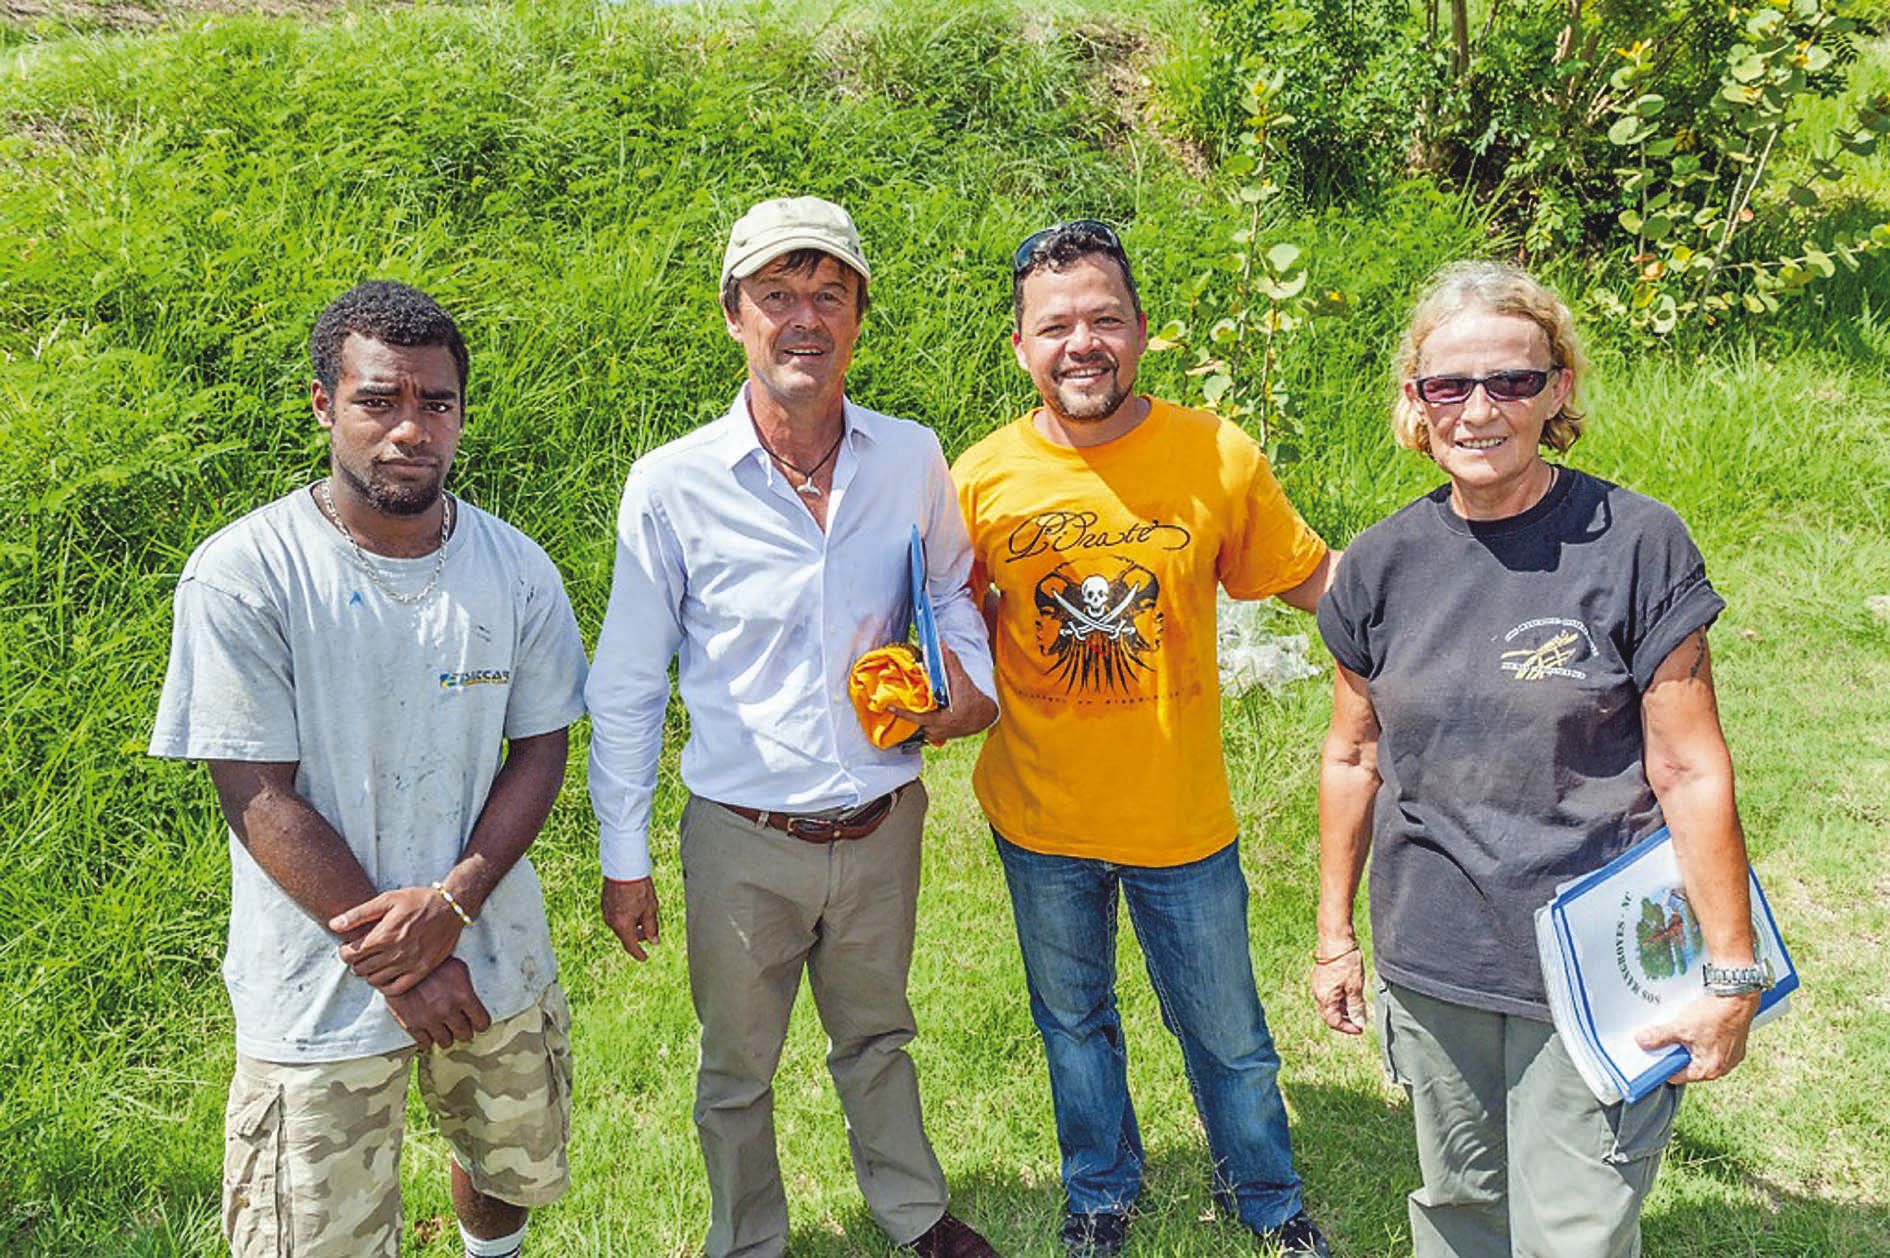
[2,1,1887,1253]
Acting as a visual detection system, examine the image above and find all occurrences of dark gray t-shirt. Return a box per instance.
[1317,468,1725,1018]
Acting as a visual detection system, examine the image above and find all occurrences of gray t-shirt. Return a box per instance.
[1317,469,1724,1018]
[150,488,588,1062]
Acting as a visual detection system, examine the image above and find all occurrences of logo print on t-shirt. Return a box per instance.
[439,669,512,690]
[1498,617,1597,681]
[1003,510,1192,562]
[1033,558,1162,693]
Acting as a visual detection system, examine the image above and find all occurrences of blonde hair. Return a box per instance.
[1392,260,1588,456]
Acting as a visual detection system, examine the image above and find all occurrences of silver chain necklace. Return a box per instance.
[317,479,453,606]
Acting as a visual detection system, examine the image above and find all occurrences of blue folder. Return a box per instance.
[1546,825,1797,1102]
[909,524,951,710]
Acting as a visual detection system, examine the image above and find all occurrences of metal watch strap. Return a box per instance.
[1701,961,1771,995]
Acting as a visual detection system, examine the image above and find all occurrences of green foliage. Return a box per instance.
[1426,1,1754,253]
[1593,2,1890,337]
[1188,0,1890,347]
[1841,0,1890,32]
[1146,68,1353,458]
[1199,0,1432,203]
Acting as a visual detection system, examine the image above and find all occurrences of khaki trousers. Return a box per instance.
[680,785,947,1258]
[1377,981,1682,1258]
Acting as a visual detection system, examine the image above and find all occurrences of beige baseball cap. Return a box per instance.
[721,196,871,288]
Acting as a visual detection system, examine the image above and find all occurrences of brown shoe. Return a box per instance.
[908,1211,1000,1258]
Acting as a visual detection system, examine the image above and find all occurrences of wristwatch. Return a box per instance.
[1701,961,1774,996]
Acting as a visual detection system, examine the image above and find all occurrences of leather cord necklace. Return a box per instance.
[753,424,845,498]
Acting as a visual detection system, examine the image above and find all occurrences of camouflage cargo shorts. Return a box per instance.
[223,982,572,1258]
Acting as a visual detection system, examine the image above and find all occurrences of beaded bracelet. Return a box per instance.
[432,881,475,927]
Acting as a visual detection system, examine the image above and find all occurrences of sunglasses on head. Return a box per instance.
[1012,219,1122,274]
[1413,368,1559,406]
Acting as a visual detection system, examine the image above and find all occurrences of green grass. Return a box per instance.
[1,0,1887,1253]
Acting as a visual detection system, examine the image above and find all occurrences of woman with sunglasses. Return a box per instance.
[1310,261,1762,1256]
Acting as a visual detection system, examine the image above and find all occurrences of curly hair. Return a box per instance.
[309,281,469,397]
[1391,260,1587,456]
[1011,221,1141,329]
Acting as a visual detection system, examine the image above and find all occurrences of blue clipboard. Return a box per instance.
[1548,825,1798,1102]
[909,524,951,710]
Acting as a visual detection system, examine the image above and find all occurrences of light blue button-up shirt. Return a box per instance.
[586,390,995,880]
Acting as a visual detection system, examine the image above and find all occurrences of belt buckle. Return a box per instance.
[786,815,841,842]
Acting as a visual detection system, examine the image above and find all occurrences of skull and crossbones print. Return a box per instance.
[1056,574,1143,642]
[1033,558,1161,692]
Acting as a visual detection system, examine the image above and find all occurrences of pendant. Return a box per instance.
[797,481,823,498]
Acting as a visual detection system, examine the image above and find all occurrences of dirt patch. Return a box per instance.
[8,0,156,32]
[1055,18,1212,181]
[814,14,1211,182]
[10,112,79,147]
[1020,17,1209,181]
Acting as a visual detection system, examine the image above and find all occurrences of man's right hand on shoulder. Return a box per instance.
[603,876,661,963]
[383,956,491,1050]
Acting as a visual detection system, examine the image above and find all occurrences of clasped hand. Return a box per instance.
[330,887,489,1048]
[331,886,464,994]
[381,956,491,1050]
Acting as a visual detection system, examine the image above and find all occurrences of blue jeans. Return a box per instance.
[994,832,1304,1232]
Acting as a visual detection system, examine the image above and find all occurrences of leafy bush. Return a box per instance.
[1199,0,1432,203]
[1146,69,1354,457]
[1592,2,1890,336]
[1192,0,1890,345]
[1422,0,1761,255]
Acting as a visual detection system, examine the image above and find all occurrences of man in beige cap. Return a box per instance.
[586,195,1003,1258]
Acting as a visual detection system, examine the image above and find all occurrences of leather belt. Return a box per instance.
[714,787,902,844]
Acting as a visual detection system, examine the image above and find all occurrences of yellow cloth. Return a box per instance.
[849,643,936,749]
[952,399,1327,866]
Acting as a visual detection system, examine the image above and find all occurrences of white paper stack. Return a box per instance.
[1534,825,1797,1104]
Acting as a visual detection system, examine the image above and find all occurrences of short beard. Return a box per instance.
[335,459,441,517]
[1047,369,1132,424]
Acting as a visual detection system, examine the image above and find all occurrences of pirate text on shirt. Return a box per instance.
[1004,510,1193,564]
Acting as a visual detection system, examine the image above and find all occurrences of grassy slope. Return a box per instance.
[1,1,1886,1253]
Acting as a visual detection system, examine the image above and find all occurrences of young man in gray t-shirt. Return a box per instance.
[150,282,587,1258]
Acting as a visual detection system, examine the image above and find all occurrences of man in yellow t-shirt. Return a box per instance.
[952,221,1333,1258]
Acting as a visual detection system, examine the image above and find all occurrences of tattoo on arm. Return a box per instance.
[1687,632,1708,680]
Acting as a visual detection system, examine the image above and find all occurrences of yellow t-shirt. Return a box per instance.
[952,399,1327,866]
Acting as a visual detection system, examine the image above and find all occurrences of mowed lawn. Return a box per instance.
[2,1,1888,1255]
